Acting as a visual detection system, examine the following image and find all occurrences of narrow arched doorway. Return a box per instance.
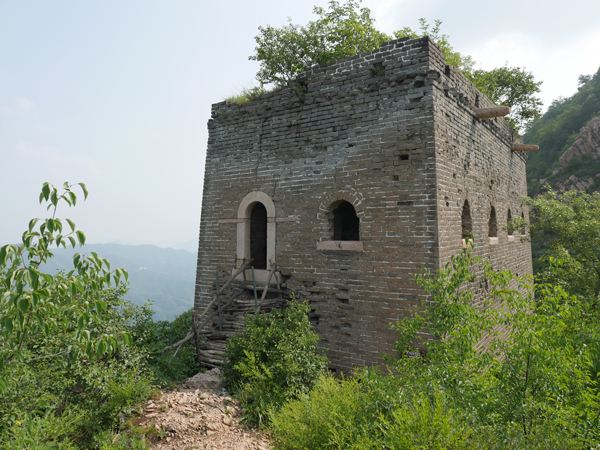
[488,206,497,238]
[461,200,472,239]
[250,202,268,270]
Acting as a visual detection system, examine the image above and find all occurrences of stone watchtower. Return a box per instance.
[194,37,533,372]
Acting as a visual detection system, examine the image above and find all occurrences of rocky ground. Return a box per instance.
[133,368,272,450]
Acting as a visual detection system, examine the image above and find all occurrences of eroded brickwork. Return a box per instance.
[194,37,532,372]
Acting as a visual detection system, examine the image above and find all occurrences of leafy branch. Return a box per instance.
[0,182,131,392]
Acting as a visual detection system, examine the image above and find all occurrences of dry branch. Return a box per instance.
[161,260,253,353]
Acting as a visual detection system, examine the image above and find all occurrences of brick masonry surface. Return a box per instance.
[194,37,533,372]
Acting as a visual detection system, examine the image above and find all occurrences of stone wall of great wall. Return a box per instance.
[194,37,533,372]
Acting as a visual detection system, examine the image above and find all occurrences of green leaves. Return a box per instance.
[523,189,600,309]
[223,299,327,425]
[387,242,600,445]
[0,181,132,376]
[250,0,391,87]
[468,64,543,133]
[40,182,51,204]
[248,2,541,137]
[78,182,88,200]
[248,2,476,92]
[76,230,86,246]
[28,218,40,232]
[394,18,474,75]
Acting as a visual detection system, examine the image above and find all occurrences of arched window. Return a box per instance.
[331,201,360,241]
[237,192,276,277]
[507,209,513,236]
[461,200,472,239]
[250,202,267,270]
[488,206,498,238]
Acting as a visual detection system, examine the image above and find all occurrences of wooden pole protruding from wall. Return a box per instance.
[474,106,510,119]
[512,144,539,152]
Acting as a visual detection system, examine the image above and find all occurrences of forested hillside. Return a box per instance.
[43,243,196,321]
[525,66,600,196]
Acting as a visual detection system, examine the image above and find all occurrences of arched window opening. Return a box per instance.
[488,206,498,238]
[332,201,360,241]
[461,200,472,239]
[507,209,513,236]
[250,202,268,270]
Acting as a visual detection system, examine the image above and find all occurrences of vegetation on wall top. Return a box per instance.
[231,0,543,133]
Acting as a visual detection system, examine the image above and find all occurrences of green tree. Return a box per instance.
[247,1,542,134]
[249,2,475,88]
[515,188,600,309]
[0,182,131,391]
[468,64,543,132]
[394,18,475,74]
[250,0,390,87]
[579,74,592,88]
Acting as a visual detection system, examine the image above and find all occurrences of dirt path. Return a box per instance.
[134,369,272,450]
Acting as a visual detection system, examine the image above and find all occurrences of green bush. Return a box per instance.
[271,372,382,449]
[128,306,204,386]
[2,409,82,450]
[94,425,149,450]
[380,392,472,450]
[0,183,155,448]
[269,247,600,449]
[224,85,270,105]
[272,372,473,450]
[223,298,327,425]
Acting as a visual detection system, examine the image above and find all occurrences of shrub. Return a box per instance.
[224,85,269,105]
[2,409,82,450]
[223,298,327,425]
[0,183,154,448]
[269,247,600,449]
[128,306,204,386]
[271,372,381,449]
[272,372,473,450]
[380,392,471,450]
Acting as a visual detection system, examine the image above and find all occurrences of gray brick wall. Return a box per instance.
[194,37,532,372]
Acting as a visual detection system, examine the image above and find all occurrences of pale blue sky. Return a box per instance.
[2,0,599,252]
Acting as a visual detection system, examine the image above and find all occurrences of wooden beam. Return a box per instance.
[474,106,510,119]
[512,144,539,152]
[256,262,277,314]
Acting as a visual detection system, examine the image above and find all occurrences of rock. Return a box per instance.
[185,368,223,391]
[554,174,596,192]
[137,381,271,449]
[553,116,600,175]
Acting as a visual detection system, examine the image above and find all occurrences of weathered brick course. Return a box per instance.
[194,37,532,372]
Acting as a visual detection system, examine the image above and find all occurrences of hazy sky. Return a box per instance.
[1,0,599,252]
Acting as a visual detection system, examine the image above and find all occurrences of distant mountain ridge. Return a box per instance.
[525,66,600,195]
[42,243,196,321]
